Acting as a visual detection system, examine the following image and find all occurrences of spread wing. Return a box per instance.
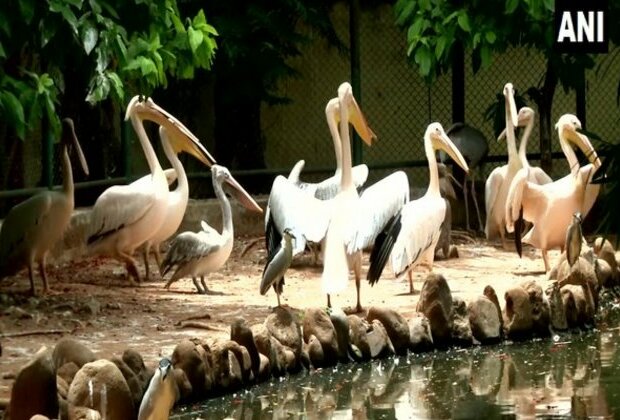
[314,164,369,200]
[346,171,409,254]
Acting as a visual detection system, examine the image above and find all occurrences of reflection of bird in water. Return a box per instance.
[440,122,489,232]
[565,212,583,268]
[260,228,295,307]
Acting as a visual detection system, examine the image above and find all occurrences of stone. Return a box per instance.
[329,308,353,362]
[224,340,253,384]
[563,285,591,327]
[416,274,453,346]
[302,308,339,366]
[172,368,192,401]
[408,312,433,353]
[170,340,211,400]
[305,334,325,369]
[80,298,101,317]
[57,362,80,386]
[265,306,303,361]
[206,340,236,392]
[561,287,579,328]
[270,336,294,375]
[52,338,96,370]
[593,237,617,274]
[366,319,395,358]
[468,296,501,344]
[557,257,598,315]
[252,323,279,374]
[483,285,503,333]
[503,286,533,339]
[67,359,134,420]
[256,354,271,381]
[67,406,102,420]
[230,318,260,381]
[448,245,459,259]
[451,297,474,346]
[595,258,615,288]
[367,307,410,355]
[347,314,371,360]
[548,284,568,331]
[521,281,551,337]
[110,356,143,411]
[9,347,59,420]
[30,416,52,420]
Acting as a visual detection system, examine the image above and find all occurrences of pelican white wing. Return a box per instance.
[287,160,369,201]
[346,170,409,254]
[161,230,221,274]
[484,165,506,237]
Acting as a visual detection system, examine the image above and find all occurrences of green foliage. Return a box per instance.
[0,0,218,141]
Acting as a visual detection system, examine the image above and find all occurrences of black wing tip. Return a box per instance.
[514,207,524,258]
[367,212,402,286]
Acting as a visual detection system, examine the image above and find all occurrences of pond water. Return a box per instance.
[172,328,620,419]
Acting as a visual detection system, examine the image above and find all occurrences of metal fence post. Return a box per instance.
[350,0,362,166]
[576,68,586,129]
[121,113,132,183]
[41,115,54,189]
[451,42,465,123]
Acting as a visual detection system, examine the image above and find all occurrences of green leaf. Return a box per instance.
[99,1,119,19]
[0,41,5,59]
[40,17,58,47]
[396,0,415,25]
[192,9,207,28]
[0,9,10,36]
[82,24,98,55]
[480,44,491,68]
[19,0,35,24]
[457,12,470,32]
[107,72,124,101]
[116,34,128,60]
[414,46,432,76]
[85,73,110,104]
[442,11,459,25]
[45,96,61,141]
[435,35,447,59]
[505,0,519,14]
[419,0,431,11]
[188,27,203,53]
[485,31,496,44]
[88,0,102,14]
[0,91,26,139]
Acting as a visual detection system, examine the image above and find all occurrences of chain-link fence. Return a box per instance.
[1,1,619,213]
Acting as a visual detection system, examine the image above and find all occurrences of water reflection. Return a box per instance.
[172,330,620,419]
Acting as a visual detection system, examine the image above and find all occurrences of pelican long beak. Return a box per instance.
[224,173,263,214]
[565,126,601,167]
[62,118,89,176]
[504,85,518,127]
[127,96,217,167]
[347,95,377,146]
[434,132,469,174]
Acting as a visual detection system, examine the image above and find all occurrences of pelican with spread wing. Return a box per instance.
[366,122,469,294]
[506,114,601,272]
[85,96,216,282]
[0,118,89,295]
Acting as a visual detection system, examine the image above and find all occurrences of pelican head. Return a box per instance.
[125,95,216,167]
[158,357,172,380]
[427,122,469,173]
[573,212,582,224]
[212,165,263,214]
[497,106,535,141]
[502,82,518,127]
[61,118,89,176]
[336,82,377,146]
[555,114,601,167]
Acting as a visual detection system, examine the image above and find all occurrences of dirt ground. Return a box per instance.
[0,233,560,402]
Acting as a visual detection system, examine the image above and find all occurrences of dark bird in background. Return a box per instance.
[439,123,489,232]
[565,212,583,267]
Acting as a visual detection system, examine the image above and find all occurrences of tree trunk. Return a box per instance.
[538,60,558,175]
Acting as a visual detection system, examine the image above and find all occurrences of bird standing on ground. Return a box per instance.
[566,212,583,267]
[260,228,295,307]
[161,165,262,294]
[367,122,469,294]
[0,118,89,295]
[85,96,216,283]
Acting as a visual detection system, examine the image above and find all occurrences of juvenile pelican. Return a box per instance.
[484,83,520,246]
[367,122,469,293]
[566,212,583,267]
[0,119,89,295]
[506,114,601,272]
[136,127,192,281]
[85,96,216,283]
[498,106,552,185]
[322,83,409,311]
[260,228,295,307]
[161,165,262,294]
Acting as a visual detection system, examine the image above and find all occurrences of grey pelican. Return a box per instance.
[367,122,469,293]
[0,118,89,295]
[441,122,488,231]
[138,357,178,420]
[85,96,216,283]
[506,114,601,272]
[484,82,520,246]
[260,228,295,307]
[161,165,262,294]
[321,82,409,311]
[133,127,192,281]
[566,212,583,267]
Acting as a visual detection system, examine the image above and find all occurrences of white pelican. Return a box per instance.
[366,122,469,294]
[506,114,601,272]
[161,164,262,294]
[260,228,295,307]
[498,106,552,185]
[286,97,369,200]
[0,118,89,295]
[133,127,192,281]
[322,82,410,312]
[85,96,216,282]
[484,83,520,246]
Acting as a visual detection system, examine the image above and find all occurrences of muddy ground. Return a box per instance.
[0,233,560,402]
